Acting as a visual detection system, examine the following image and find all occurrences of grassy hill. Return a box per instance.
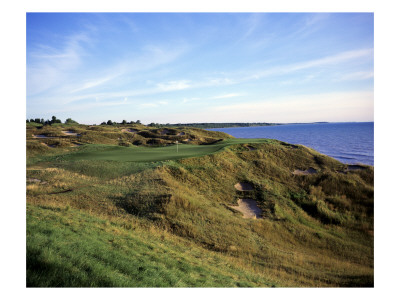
[26,124,374,287]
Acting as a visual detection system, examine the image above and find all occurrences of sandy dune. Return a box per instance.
[230,199,262,219]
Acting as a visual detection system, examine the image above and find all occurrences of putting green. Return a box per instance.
[61,138,269,162]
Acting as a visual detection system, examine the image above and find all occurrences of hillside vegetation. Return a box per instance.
[26,123,374,287]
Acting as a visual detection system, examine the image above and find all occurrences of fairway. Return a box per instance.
[61,138,269,162]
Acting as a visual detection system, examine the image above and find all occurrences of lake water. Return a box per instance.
[210,122,374,166]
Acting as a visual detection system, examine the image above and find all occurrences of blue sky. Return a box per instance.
[26,13,373,124]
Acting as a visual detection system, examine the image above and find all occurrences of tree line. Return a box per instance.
[100,120,141,125]
[26,116,78,125]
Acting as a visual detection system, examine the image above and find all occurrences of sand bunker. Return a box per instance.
[293,167,317,175]
[27,178,47,184]
[160,129,171,135]
[40,142,55,148]
[33,134,53,139]
[70,143,82,147]
[62,130,81,136]
[234,182,254,191]
[183,138,192,142]
[121,129,138,133]
[230,199,262,219]
[346,165,367,171]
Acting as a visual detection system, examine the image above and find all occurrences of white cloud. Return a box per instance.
[211,93,242,99]
[27,33,92,96]
[247,48,374,80]
[157,80,191,91]
[70,75,119,93]
[140,103,158,108]
[336,71,374,81]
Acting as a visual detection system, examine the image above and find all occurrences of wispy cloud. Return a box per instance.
[247,48,374,80]
[140,103,158,108]
[157,80,191,91]
[336,71,374,81]
[27,33,91,95]
[70,74,120,93]
[211,93,242,99]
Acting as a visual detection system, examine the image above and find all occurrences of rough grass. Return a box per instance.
[27,204,278,287]
[26,124,374,287]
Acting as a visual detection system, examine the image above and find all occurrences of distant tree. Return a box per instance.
[30,119,34,123]
[107,120,113,125]
[122,120,127,125]
[34,118,41,124]
[149,122,155,127]
[40,118,44,124]
[26,119,29,123]
[65,118,78,124]
[136,120,141,124]
[101,122,107,125]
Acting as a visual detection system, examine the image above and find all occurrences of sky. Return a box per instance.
[26,13,374,124]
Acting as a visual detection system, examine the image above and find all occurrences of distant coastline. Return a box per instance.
[158,122,331,129]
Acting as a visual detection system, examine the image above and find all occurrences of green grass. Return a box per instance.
[51,138,269,163]
[26,124,373,287]
[27,204,277,287]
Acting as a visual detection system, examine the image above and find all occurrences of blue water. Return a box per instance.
[210,122,374,166]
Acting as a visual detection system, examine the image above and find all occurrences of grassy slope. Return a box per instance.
[26,124,374,287]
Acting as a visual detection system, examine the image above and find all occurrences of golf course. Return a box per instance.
[26,122,374,287]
